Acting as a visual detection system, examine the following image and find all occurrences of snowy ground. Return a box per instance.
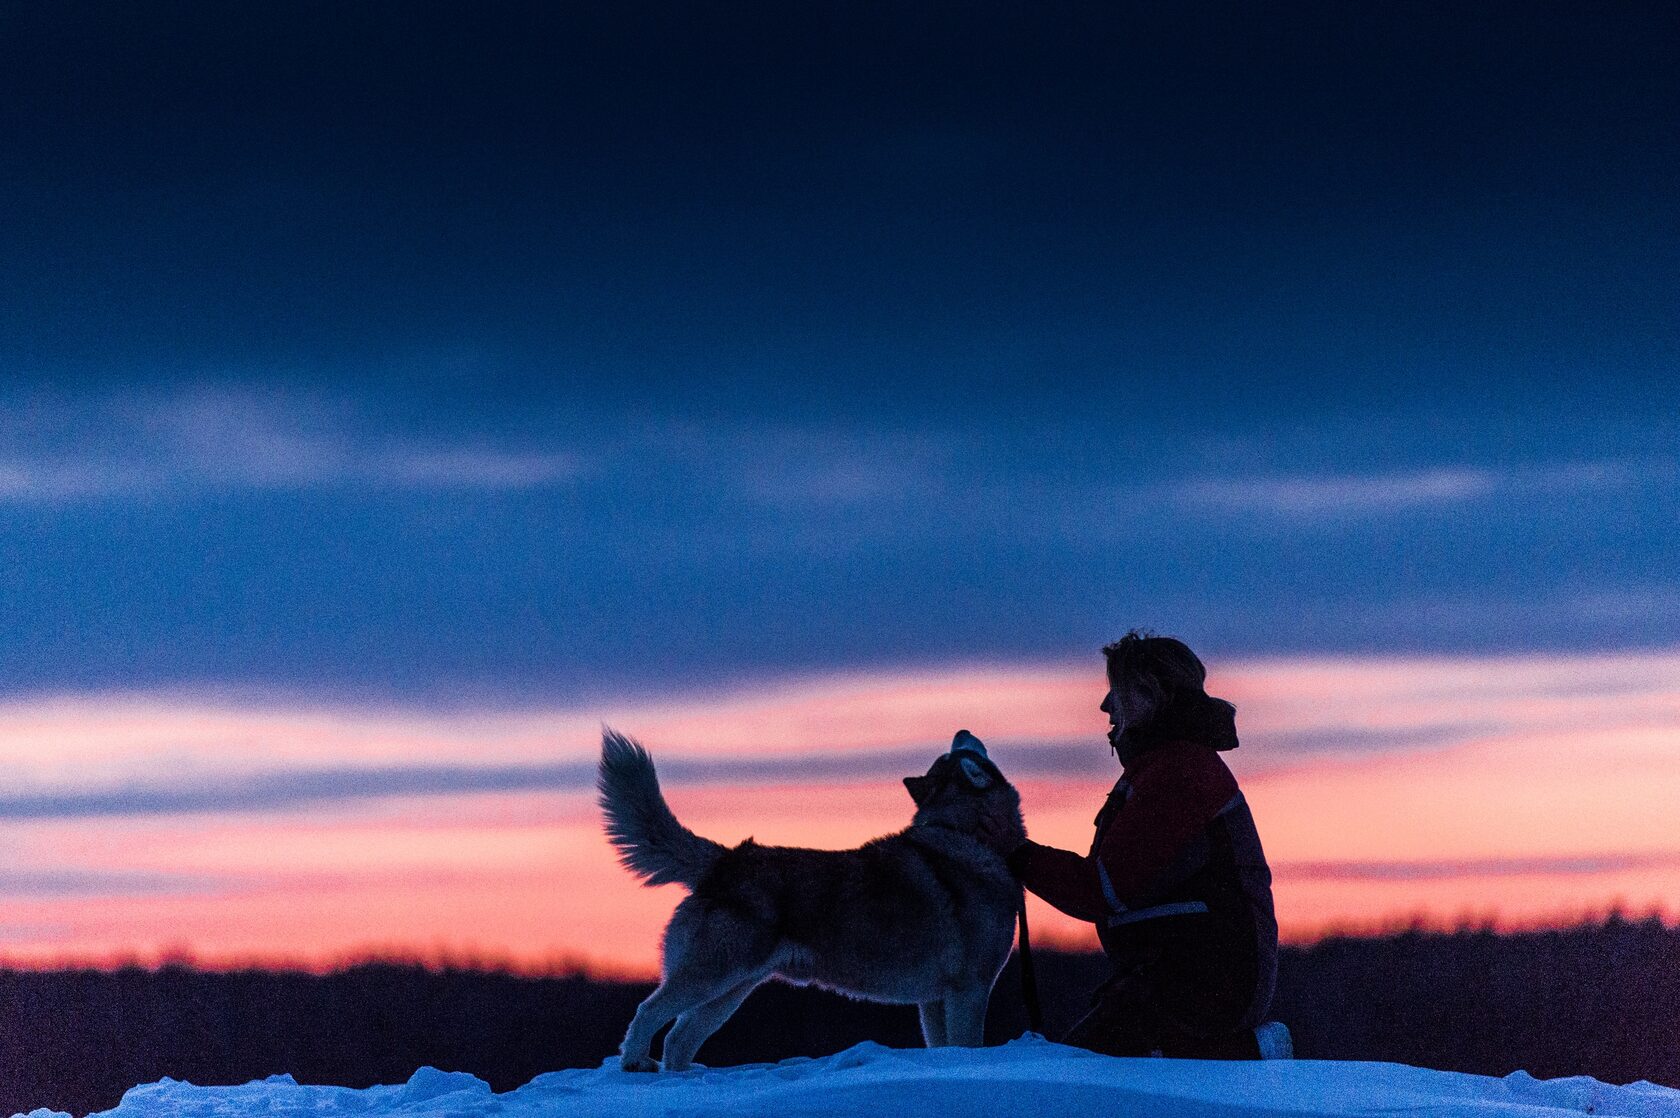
[18,1036,1680,1118]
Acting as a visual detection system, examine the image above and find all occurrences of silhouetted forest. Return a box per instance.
[3,917,1677,1116]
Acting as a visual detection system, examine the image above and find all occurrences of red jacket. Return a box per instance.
[1017,739,1245,922]
[1015,737,1278,1028]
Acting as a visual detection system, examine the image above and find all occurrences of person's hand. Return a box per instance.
[1005,841,1039,879]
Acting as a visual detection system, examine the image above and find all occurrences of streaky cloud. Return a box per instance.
[0,743,1120,820]
[370,449,585,489]
[1279,853,1680,883]
[0,388,589,501]
[1173,459,1649,518]
[1249,721,1509,756]
[5,644,1680,819]
[0,868,226,898]
[0,725,1500,821]
[0,761,595,819]
[1177,468,1497,515]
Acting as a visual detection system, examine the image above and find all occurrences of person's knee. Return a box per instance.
[1061,1011,1157,1057]
[1059,973,1163,1057]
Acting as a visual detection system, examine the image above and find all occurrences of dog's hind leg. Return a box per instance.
[620,900,772,1072]
[942,986,989,1047]
[661,974,765,1071]
[618,982,693,1072]
[917,1000,947,1047]
[619,968,750,1072]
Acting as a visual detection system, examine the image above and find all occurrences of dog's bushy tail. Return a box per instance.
[598,728,725,889]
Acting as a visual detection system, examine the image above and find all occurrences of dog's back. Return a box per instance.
[691,827,1020,1004]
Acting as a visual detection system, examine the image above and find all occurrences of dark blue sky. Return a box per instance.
[0,1,1674,703]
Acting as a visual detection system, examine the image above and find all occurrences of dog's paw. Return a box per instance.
[620,1055,659,1073]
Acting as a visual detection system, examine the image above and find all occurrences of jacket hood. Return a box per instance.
[1116,690,1239,763]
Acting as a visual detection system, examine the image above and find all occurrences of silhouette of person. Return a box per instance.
[1008,632,1286,1058]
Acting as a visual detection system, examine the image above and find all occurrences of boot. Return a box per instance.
[1255,1020,1293,1059]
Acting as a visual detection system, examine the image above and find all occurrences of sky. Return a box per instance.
[0,1,1675,971]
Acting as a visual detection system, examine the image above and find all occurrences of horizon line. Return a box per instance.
[3,905,1672,980]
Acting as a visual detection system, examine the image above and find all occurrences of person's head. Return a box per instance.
[1099,631,1210,751]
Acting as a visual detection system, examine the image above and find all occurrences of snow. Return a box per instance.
[17,1036,1680,1118]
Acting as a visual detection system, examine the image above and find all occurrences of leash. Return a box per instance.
[1017,886,1044,1035]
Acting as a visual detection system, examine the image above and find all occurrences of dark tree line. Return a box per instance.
[2,916,1676,1116]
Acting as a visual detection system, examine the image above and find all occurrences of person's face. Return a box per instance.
[1100,684,1129,748]
[1100,674,1155,749]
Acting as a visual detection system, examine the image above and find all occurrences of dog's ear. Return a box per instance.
[904,774,937,805]
[957,756,994,790]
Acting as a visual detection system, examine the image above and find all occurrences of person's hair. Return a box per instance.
[1102,630,1208,702]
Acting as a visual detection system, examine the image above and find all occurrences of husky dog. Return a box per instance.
[598,727,1026,1071]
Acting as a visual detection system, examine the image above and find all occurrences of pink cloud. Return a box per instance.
[1,649,1677,970]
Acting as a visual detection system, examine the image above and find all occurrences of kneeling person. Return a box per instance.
[1009,632,1285,1059]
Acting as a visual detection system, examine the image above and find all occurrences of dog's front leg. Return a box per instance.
[917,999,947,1047]
[942,987,988,1047]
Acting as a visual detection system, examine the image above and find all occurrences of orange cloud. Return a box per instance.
[0,650,1676,971]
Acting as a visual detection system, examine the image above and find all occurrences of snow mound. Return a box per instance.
[18,1036,1680,1118]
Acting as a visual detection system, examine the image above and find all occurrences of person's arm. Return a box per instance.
[1012,749,1239,925]
[1009,840,1112,923]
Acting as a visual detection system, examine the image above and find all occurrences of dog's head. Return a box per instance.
[904,730,1026,854]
